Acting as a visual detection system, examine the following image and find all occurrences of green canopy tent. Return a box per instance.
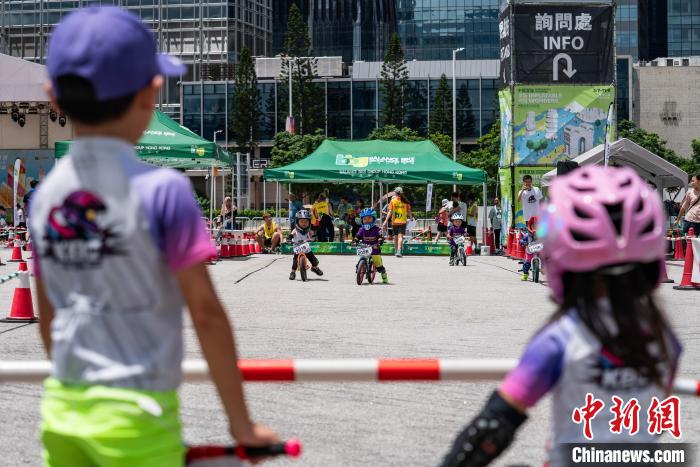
[54,110,231,169]
[55,110,232,226]
[264,139,489,241]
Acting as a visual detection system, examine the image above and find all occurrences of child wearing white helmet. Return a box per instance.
[287,209,323,280]
[441,166,682,466]
[447,212,466,265]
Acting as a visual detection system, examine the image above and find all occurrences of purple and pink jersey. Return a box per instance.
[447,224,466,247]
[29,137,215,391]
[500,310,681,465]
[354,225,383,254]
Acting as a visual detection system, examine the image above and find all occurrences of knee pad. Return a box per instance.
[377,266,386,274]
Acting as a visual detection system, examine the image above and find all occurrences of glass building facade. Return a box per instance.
[271,0,396,62]
[0,0,273,113]
[667,0,700,56]
[617,0,642,60]
[397,0,499,60]
[182,76,499,151]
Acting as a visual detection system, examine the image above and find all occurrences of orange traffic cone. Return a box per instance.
[673,228,700,290]
[673,230,685,261]
[505,228,514,257]
[466,238,474,256]
[232,236,242,257]
[254,237,262,253]
[0,262,37,322]
[659,261,674,284]
[516,229,526,260]
[9,235,23,262]
[221,234,230,258]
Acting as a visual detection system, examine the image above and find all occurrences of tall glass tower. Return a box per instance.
[397,0,500,60]
[272,0,396,62]
[0,0,273,111]
[667,0,700,56]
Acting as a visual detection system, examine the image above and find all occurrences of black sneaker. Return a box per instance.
[289,271,296,280]
[311,266,324,276]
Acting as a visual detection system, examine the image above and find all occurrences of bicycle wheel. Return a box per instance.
[368,262,376,284]
[356,259,366,285]
[299,256,308,282]
[532,258,540,283]
[460,248,467,267]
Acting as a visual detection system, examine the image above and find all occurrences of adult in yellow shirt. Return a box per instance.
[255,212,282,252]
[312,193,335,242]
[382,186,413,257]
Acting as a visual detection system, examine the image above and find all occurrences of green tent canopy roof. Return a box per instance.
[264,139,486,185]
[54,110,231,169]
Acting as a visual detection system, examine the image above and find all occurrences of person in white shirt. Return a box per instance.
[517,174,543,222]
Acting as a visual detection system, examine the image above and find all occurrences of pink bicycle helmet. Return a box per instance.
[539,165,665,303]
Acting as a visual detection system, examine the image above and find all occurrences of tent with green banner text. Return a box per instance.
[54,110,231,169]
[264,139,489,244]
[263,139,485,185]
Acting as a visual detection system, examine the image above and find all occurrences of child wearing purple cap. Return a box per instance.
[31,6,278,466]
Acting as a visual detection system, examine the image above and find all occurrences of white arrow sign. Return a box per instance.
[553,53,577,81]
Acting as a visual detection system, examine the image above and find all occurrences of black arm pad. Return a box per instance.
[440,390,527,467]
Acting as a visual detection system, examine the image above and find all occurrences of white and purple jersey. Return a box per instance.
[29,137,215,391]
[500,310,681,466]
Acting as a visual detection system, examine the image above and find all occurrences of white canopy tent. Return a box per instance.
[0,53,49,102]
[541,138,688,193]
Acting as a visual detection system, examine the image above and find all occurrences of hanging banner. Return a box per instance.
[499,88,513,167]
[512,85,614,166]
[499,5,512,86]
[12,158,21,225]
[426,183,433,212]
[511,4,614,84]
[603,102,614,167]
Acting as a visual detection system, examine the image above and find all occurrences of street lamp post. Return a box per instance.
[452,47,465,191]
[210,129,223,229]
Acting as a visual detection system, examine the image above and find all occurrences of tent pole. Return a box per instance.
[231,165,234,228]
[371,181,375,209]
[482,181,487,248]
[276,182,280,223]
[236,152,242,209]
[209,159,214,230]
[263,176,267,212]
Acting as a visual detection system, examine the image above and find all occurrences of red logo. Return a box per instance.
[647,396,682,439]
[609,396,640,435]
[572,393,605,440]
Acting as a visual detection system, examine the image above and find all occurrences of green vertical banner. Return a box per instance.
[499,88,513,168]
[512,85,614,165]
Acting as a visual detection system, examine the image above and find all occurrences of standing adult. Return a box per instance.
[383,187,413,257]
[335,196,353,242]
[313,193,335,242]
[23,180,39,215]
[219,196,237,230]
[674,173,700,236]
[466,195,479,248]
[15,203,26,229]
[351,199,364,238]
[450,192,467,220]
[287,193,303,233]
[517,174,543,222]
[488,197,504,252]
[435,199,450,242]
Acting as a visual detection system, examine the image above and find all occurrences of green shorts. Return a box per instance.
[41,377,184,467]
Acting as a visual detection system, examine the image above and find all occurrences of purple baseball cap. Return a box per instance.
[47,6,186,100]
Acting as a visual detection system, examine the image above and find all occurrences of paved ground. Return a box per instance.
[1,253,698,466]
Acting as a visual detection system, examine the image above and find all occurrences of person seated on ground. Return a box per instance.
[287,209,323,280]
[352,208,388,284]
[255,212,282,253]
[447,213,467,266]
[520,216,538,281]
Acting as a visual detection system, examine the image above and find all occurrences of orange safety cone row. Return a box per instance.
[505,228,514,257]
[0,261,37,322]
[673,228,700,290]
[9,235,23,262]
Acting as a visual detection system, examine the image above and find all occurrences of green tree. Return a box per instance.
[458,120,500,195]
[428,132,453,158]
[279,3,324,135]
[380,33,408,127]
[456,83,476,138]
[269,130,326,168]
[367,125,420,142]
[429,74,452,135]
[230,46,260,155]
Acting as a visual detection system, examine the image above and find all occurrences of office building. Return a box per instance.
[181,59,500,158]
[0,0,273,114]
[634,57,700,158]
[271,0,396,63]
[667,0,700,57]
[397,0,499,60]
[616,0,667,62]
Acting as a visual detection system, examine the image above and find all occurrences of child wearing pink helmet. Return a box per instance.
[440,166,682,466]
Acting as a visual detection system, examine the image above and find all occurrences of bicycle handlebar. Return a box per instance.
[186,439,302,463]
